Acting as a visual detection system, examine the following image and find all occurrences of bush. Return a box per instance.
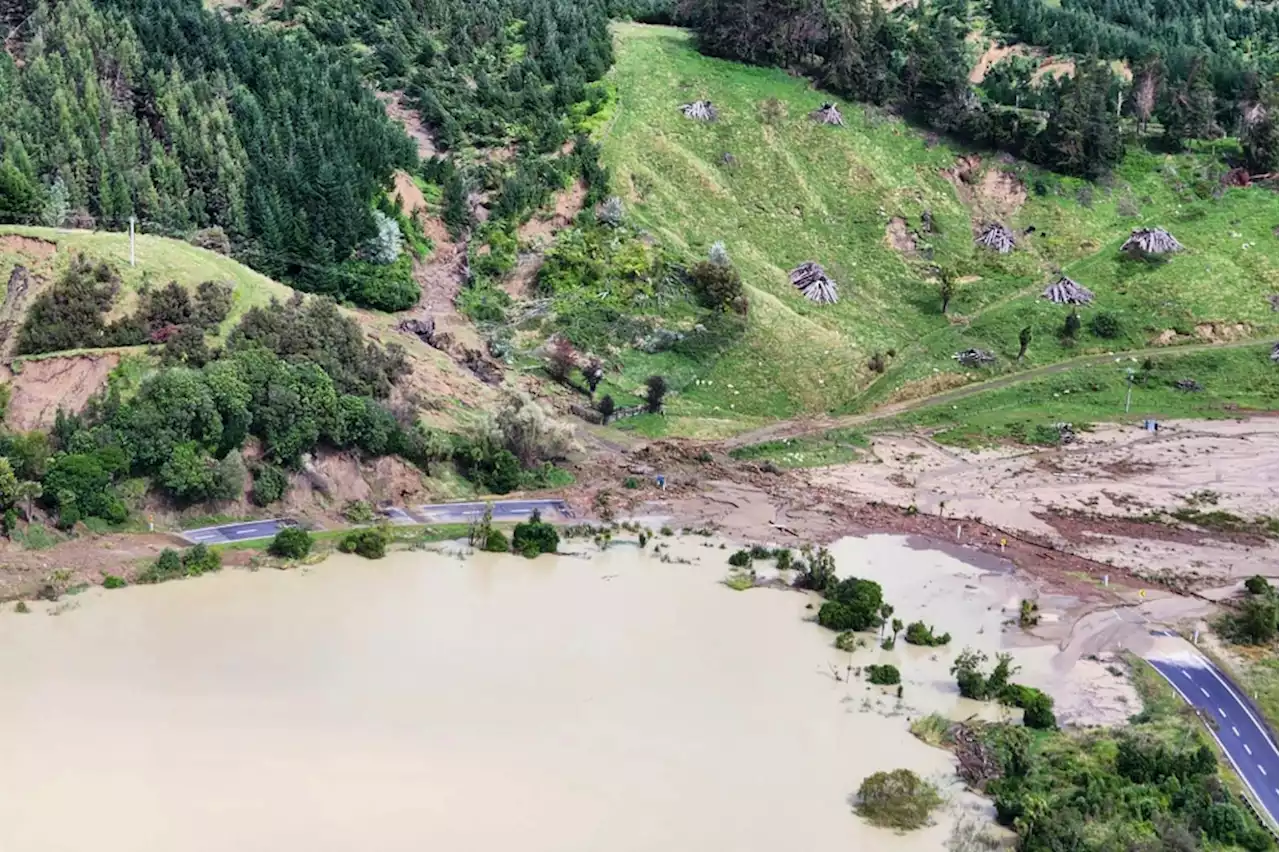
[482,528,510,553]
[1244,574,1271,596]
[1021,691,1057,729]
[1062,310,1082,339]
[1019,599,1040,627]
[904,621,951,646]
[1090,311,1122,339]
[251,465,288,506]
[687,259,746,312]
[181,543,222,576]
[342,500,376,524]
[269,527,313,559]
[952,648,1018,700]
[853,769,942,830]
[727,549,752,567]
[338,528,387,559]
[138,548,184,583]
[512,510,559,558]
[867,664,901,685]
[102,574,127,589]
[644,375,668,413]
[597,394,616,420]
[190,226,232,256]
[835,630,858,652]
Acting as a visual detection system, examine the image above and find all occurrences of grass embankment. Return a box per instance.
[599,24,1277,436]
[0,225,294,345]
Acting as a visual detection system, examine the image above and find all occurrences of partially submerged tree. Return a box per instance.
[853,769,942,830]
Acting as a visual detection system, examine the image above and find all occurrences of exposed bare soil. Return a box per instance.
[884,216,918,255]
[376,91,438,160]
[6,353,120,431]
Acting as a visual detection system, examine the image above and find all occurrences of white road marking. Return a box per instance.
[1201,687,1211,697]
[1200,662,1280,756]
[1218,707,1227,717]
[1244,744,1252,756]
[1233,726,1241,736]
[1147,662,1273,821]
[1259,764,1267,777]
[1182,671,1192,679]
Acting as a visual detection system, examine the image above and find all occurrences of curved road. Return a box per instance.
[1146,637,1279,827]
[723,339,1270,449]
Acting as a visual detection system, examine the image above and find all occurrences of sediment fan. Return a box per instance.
[1122,227,1183,255]
[975,222,1015,254]
[790,261,839,304]
[1041,276,1094,305]
[679,100,717,121]
[810,103,844,126]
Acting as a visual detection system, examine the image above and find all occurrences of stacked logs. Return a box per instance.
[789,261,839,303]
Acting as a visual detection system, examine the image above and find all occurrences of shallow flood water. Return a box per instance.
[0,534,1036,851]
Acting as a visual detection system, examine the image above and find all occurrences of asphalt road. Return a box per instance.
[1147,647,1279,825]
[180,518,295,545]
[414,499,572,523]
[180,500,572,543]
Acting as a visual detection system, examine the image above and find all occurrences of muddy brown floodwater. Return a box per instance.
[0,534,1113,851]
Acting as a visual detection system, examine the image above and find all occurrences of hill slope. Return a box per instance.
[599,24,1278,433]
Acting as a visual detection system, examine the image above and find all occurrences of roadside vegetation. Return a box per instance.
[916,655,1273,851]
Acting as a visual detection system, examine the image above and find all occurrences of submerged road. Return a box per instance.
[180,499,573,544]
[1146,641,1279,826]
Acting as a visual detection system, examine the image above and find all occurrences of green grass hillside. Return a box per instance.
[0,225,295,347]
[600,24,1278,434]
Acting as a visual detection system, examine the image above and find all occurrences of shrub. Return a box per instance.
[512,510,559,558]
[190,226,232,255]
[138,548,185,583]
[1244,574,1271,596]
[482,528,510,553]
[102,574,127,589]
[881,637,896,650]
[688,259,746,312]
[774,548,792,571]
[644,375,668,413]
[1062,310,1081,339]
[1021,691,1057,729]
[835,630,858,652]
[251,465,288,506]
[904,621,950,646]
[342,500,376,524]
[1019,599,1040,627]
[1090,311,1123,339]
[597,394,616,421]
[792,545,837,592]
[952,648,1019,700]
[339,528,387,559]
[726,549,752,567]
[181,543,222,576]
[867,664,901,685]
[269,527,313,559]
[853,769,942,830]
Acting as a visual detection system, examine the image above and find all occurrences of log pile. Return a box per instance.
[975,222,1015,254]
[679,100,717,121]
[1041,276,1094,305]
[810,103,844,126]
[951,723,1001,789]
[1122,227,1183,256]
[789,261,839,304]
[1174,378,1203,392]
[953,348,996,366]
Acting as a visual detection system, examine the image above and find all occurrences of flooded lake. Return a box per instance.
[0,534,1050,851]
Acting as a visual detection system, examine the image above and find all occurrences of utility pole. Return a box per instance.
[1124,368,1135,413]
[129,215,136,267]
